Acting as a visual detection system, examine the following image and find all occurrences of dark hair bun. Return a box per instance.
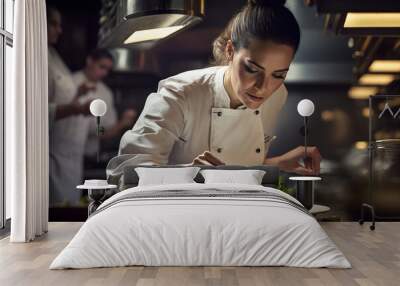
[248,0,286,7]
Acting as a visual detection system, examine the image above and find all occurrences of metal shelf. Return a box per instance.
[359,94,400,230]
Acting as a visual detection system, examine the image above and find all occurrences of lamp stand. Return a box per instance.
[304,116,308,162]
[95,116,105,163]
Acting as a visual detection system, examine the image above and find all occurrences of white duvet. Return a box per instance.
[50,183,351,269]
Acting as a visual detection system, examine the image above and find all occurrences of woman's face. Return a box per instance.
[228,39,295,109]
[47,10,62,45]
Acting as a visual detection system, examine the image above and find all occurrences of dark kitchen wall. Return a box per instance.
[47,0,102,71]
[269,85,370,160]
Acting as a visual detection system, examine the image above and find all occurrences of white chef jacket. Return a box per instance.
[72,71,117,157]
[107,65,287,178]
[48,47,90,205]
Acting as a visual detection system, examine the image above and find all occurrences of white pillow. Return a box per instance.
[135,167,200,186]
[200,169,266,185]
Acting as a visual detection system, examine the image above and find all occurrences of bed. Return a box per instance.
[49,165,351,269]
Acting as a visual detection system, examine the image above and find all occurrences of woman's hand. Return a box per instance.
[271,146,321,175]
[191,151,225,166]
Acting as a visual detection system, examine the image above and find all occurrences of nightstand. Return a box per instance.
[77,180,117,216]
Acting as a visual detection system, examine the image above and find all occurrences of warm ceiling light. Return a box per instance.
[362,107,370,118]
[355,141,368,150]
[344,13,400,28]
[124,25,185,44]
[321,110,335,122]
[369,60,400,73]
[358,74,395,85]
[348,86,378,99]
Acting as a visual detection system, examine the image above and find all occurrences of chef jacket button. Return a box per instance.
[217,148,222,153]
[255,110,260,115]
[217,112,222,116]
[256,148,261,153]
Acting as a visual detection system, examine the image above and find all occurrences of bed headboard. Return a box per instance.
[120,165,281,190]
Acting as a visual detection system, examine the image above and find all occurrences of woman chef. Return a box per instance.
[107,0,321,178]
[47,6,94,205]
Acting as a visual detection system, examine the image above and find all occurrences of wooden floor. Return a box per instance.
[0,222,399,286]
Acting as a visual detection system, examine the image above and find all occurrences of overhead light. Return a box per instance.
[321,110,335,122]
[369,60,400,73]
[344,13,400,28]
[362,107,370,118]
[311,1,400,35]
[124,26,185,44]
[355,141,368,150]
[358,74,395,85]
[348,86,378,99]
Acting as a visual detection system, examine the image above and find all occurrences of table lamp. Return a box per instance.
[77,180,117,216]
[89,99,107,162]
[289,99,321,210]
[297,99,315,162]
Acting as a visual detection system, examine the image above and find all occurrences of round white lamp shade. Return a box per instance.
[297,99,315,117]
[90,99,107,117]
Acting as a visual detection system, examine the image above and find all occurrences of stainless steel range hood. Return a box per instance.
[99,0,205,49]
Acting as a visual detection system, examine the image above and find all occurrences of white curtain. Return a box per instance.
[6,0,49,242]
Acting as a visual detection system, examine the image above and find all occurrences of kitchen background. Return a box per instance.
[47,0,400,221]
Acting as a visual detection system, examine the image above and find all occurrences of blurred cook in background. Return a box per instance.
[47,5,95,206]
[72,49,137,162]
